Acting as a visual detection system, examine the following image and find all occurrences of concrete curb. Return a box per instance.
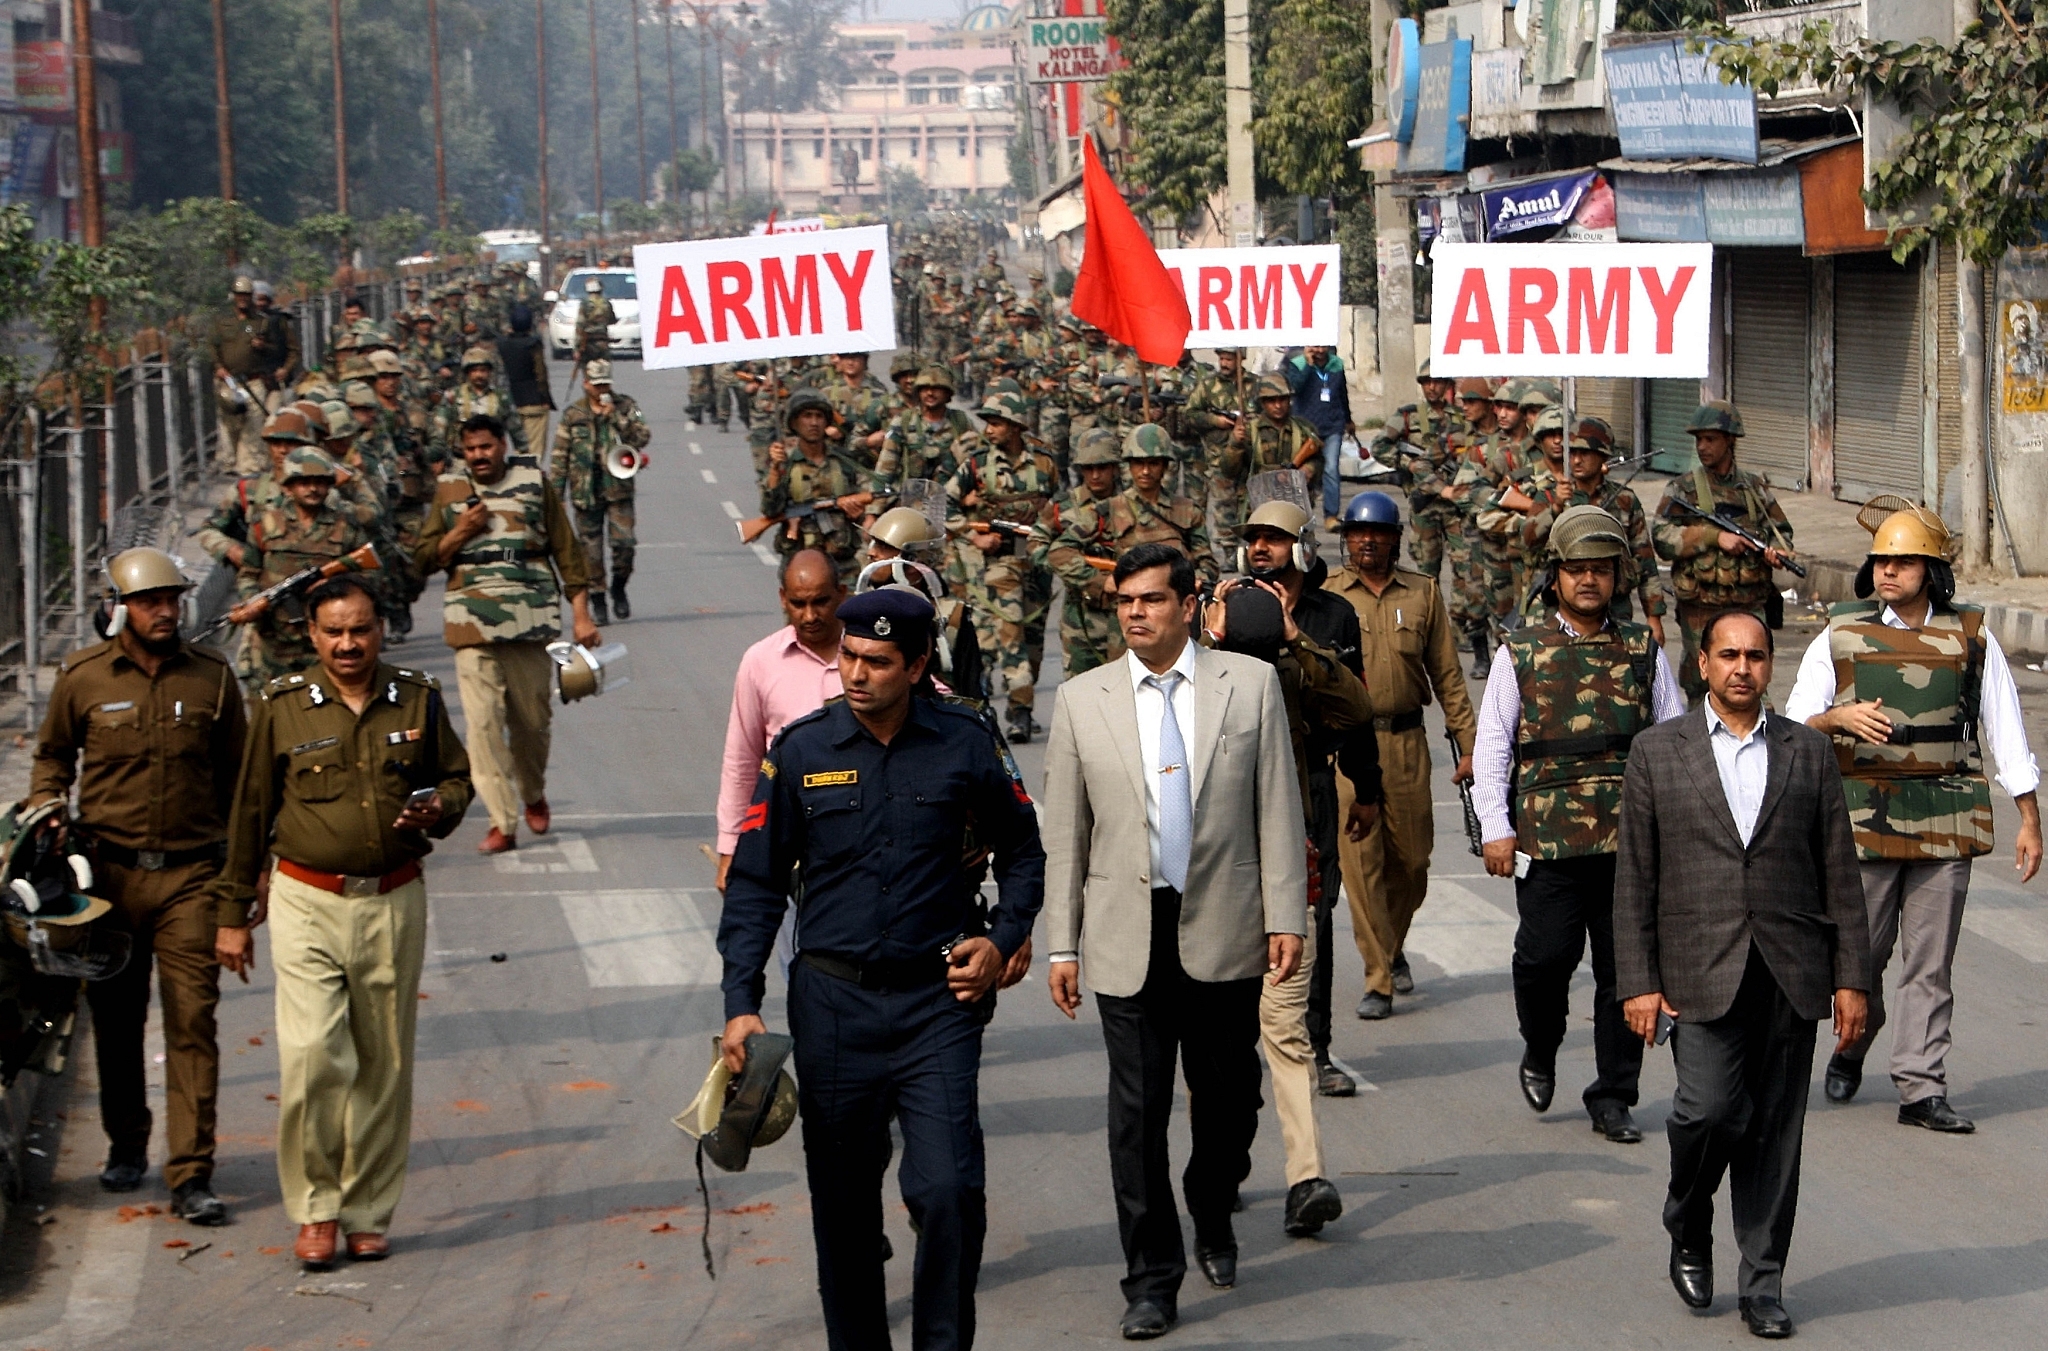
[1799,558,2048,660]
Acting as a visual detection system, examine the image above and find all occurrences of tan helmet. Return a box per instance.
[1070,427,1122,467]
[1859,497,1956,561]
[1455,377,1491,400]
[461,344,496,370]
[369,349,404,376]
[585,358,614,385]
[106,547,189,598]
[1254,373,1292,401]
[1244,499,1311,540]
[319,401,358,440]
[1549,504,1629,563]
[547,640,631,702]
[868,506,941,551]
[230,275,253,295]
[344,383,380,409]
[261,407,319,445]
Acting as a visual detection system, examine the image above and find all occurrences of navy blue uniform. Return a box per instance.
[720,696,1045,1351]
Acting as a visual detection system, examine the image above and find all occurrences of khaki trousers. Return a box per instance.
[454,641,555,834]
[1258,917,1323,1187]
[517,405,552,461]
[1847,858,1973,1104]
[1338,727,1436,997]
[270,868,427,1233]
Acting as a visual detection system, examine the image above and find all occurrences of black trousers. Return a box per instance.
[1664,944,1819,1301]
[1511,853,1642,1110]
[1094,887,1264,1308]
[788,960,990,1351]
[1305,767,1343,1060]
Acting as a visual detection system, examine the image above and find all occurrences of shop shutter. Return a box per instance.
[1574,378,1634,453]
[1729,249,1811,491]
[1644,378,1699,472]
[1833,250,1924,501]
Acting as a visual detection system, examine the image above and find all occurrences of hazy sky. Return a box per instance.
[865,0,996,23]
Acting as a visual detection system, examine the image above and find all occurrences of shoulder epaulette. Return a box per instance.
[773,704,836,745]
[59,640,116,675]
[182,642,233,669]
[390,666,441,690]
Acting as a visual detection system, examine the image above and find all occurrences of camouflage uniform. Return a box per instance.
[1373,401,1464,583]
[764,438,870,587]
[436,383,529,459]
[1520,476,1667,627]
[1037,474,1119,676]
[871,401,975,506]
[1183,360,1255,554]
[1652,460,1793,699]
[816,367,895,471]
[1477,456,1566,620]
[575,293,616,363]
[550,387,651,595]
[234,476,374,689]
[945,421,1060,721]
[1046,485,1219,671]
[1448,431,1523,637]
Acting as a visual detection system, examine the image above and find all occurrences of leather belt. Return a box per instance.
[799,950,947,992]
[93,840,226,872]
[1885,722,1974,745]
[1372,710,1426,733]
[276,857,422,898]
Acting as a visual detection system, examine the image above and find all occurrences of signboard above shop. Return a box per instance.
[1019,15,1126,84]
[1603,37,1759,164]
[1399,38,1472,175]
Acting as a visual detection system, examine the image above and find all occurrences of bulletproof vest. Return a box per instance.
[1104,492,1200,556]
[438,455,561,647]
[1825,600,1993,861]
[1507,619,1658,860]
[1668,464,1780,602]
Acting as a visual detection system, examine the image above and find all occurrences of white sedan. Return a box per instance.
[547,268,641,361]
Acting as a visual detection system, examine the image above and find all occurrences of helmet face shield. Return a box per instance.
[25,920,130,981]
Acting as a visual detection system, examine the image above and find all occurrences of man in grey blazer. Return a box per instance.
[1615,610,1870,1340]
[1041,541,1307,1341]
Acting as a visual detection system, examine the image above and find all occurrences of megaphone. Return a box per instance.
[606,445,644,479]
[546,640,631,703]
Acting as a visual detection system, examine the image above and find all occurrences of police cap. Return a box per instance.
[837,587,933,657]
[1686,400,1745,437]
[1342,490,1402,529]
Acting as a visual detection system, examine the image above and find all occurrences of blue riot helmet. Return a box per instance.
[1341,491,1402,530]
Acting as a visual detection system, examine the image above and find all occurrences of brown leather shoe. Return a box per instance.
[346,1231,390,1261]
[295,1221,339,1269]
[523,798,551,835]
[478,826,516,854]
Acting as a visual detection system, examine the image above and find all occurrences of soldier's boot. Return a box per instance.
[1005,703,1037,746]
[610,576,631,620]
[589,590,611,626]
[1466,623,1492,681]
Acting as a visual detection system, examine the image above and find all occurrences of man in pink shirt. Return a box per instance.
[716,550,847,890]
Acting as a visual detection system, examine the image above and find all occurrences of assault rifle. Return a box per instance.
[737,498,843,546]
[983,518,1117,572]
[198,542,383,640]
[1449,728,1483,857]
[1668,497,1807,578]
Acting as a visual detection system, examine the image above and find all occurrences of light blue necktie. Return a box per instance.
[1147,672,1193,892]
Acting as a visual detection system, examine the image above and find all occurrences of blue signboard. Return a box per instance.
[1479,170,1600,239]
[1389,19,1421,144]
[1702,167,1804,245]
[1400,39,1471,175]
[1613,172,1708,242]
[1604,38,1759,164]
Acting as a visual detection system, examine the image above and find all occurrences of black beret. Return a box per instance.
[838,588,934,654]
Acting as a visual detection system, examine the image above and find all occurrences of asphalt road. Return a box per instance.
[2,359,2047,1349]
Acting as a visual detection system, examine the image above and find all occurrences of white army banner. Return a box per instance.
[1156,245,1341,348]
[633,225,896,369]
[1428,241,1713,378]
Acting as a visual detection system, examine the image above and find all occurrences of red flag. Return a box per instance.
[1070,137,1191,366]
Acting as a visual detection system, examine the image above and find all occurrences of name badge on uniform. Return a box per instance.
[802,770,858,789]
[98,700,134,713]
[289,736,340,755]
[1319,387,1331,402]
[386,728,423,745]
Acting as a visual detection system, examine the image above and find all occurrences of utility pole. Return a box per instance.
[1954,0,1989,569]
[537,0,552,274]
[1222,0,1254,247]
[329,0,349,215]
[69,0,102,271]
[695,13,712,216]
[631,0,648,205]
[1369,0,1412,425]
[587,0,605,253]
[209,0,235,206]
[662,0,680,217]
[429,0,448,228]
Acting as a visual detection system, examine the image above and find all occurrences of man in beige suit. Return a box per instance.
[1042,541,1308,1342]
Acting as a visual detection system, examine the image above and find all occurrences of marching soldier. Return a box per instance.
[1448,386,1524,674]
[230,445,376,690]
[1183,348,1255,554]
[1234,373,1323,497]
[462,275,501,343]
[945,392,1060,744]
[30,550,246,1224]
[250,281,303,392]
[1518,416,1667,640]
[498,304,556,459]
[207,277,277,475]
[764,390,873,587]
[215,574,472,1268]
[574,278,615,364]
[870,366,974,511]
[1477,407,1570,615]
[1652,402,1797,701]
[436,346,530,457]
[814,352,894,469]
[1472,507,1687,1143]
[1372,359,1463,587]
[1038,429,1123,676]
[1787,504,2042,1132]
[551,359,652,623]
[1445,378,1500,675]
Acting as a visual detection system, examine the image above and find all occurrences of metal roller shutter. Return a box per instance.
[1729,249,1811,491]
[1575,378,1634,452]
[1833,251,1924,501]
[1644,378,1699,472]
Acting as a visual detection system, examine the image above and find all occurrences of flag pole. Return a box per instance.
[1142,362,1152,424]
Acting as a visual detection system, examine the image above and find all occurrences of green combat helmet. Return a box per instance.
[261,407,321,445]
[782,388,838,432]
[1548,503,1636,589]
[281,446,340,482]
[889,352,921,378]
[914,364,956,394]
[1686,400,1745,438]
[1531,406,1567,438]
[978,392,1031,426]
[1123,422,1176,461]
[1071,428,1123,467]
[1254,373,1293,401]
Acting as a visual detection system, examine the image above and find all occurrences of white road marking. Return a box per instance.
[1402,879,1516,977]
[689,441,703,455]
[700,469,717,483]
[751,542,778,567]
[490,830,600,875]
[556,889,722,987]
[1325,1054,1380,1091]
[719,500,742,519]
[1964,890,2048,963]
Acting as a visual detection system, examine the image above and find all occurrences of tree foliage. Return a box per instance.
[1252,0,1373,201]
[1706,13,2048,265]
[727,0,858,114]
[1103,0,1227,220]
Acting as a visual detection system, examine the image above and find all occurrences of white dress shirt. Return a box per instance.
[1472,617,1689,842]
[1782,606,2040,798]
[1705,702,1770,846]
[1129,640,1200,882]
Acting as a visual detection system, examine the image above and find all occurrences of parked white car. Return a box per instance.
[547,269,641,361]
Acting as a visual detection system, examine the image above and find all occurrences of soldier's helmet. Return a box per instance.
[977,391,1030,426]
[1014,301,1040,318]
[913,364,956,393]
[783,388,837,431]
[319,401,359,440]
[281,446,340,482]
[1854,496,1958,604]
[1531,406,1566,437]
[1574,415,1615,453]
[369,350,404,376]
[1122,422,1176,462]
[261,407,319,445]
[889,352,921,378]
[585,359,614,385]
[1492,380,1520,403]
[1416,357,1434,379]
[1070,428,1122,467]
[1254,373,1292,402]
[585,278,604,294]
[106,548,191,598]
[868,505,942,551]
[1549,505,1629,563]
[344,383,380,409]
[1455,377,1491,400]
[461,345,495,370]
[1056,313,1084,333]
[230,276,253,295]
[1521,380,1561,408]
[1685,400,1745,438]
[1244,499,1311,540]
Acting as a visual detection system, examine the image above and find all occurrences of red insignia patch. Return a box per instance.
[739,801,768,833]
[1010,782,1033,807]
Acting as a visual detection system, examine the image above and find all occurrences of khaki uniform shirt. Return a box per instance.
[30,640,247,853]
[1326,566,1479,755]
[216,662,473,924]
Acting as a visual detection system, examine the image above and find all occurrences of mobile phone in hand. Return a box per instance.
[1654,1009,1677,1046]
[404,786,437,811]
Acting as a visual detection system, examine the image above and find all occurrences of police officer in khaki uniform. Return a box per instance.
[216,574,472,1269]
[29,550,247,1225]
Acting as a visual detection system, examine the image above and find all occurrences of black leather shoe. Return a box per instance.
[1899,1095,1975,1133]
[1669,1243,1713,1309]
[1283,1177,1343,1237]
[1390,952,1414,995]
[610,583,631,620]
[171,1179,227,1226]
[1590,1102,1643,1143]
[1356,991,1393,1020]
[1824,1054,1863,1103]
[1194,1245,1237,1289]
[1120,1298,1176,1340]
[1518,1052,1555,1113]
[1739,1295,1793,1338]
[1315,1060,1356,1097]
[99,1154,146,1193]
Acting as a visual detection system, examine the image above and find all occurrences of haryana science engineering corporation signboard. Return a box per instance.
[1020,16,1126,84]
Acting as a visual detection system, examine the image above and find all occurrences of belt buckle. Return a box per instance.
[137,850,166,871]
[342,874,379,898]
[1372,716,1392,732]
